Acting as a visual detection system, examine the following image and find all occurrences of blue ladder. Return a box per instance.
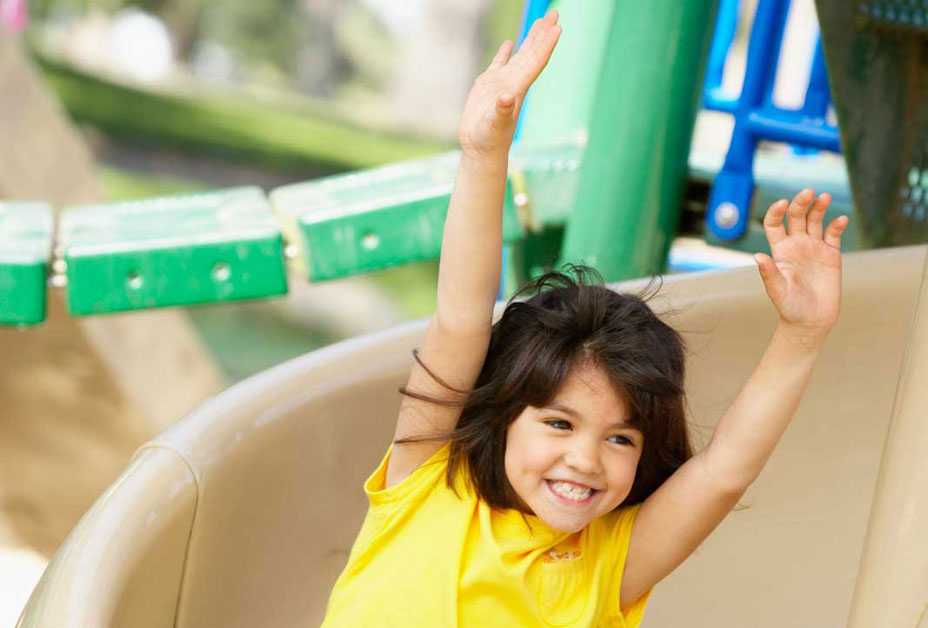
[704,0,842,241]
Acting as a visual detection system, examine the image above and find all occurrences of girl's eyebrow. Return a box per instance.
[542,401,632,429]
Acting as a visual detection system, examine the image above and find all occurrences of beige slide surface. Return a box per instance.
[17,245,928,628]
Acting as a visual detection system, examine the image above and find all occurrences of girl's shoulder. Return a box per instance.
[364,442,457,508]
[589,503,643,549]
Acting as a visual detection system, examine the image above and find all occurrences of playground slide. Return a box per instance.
[16,245,927,628]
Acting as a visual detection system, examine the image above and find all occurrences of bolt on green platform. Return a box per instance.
[548,0,719,281]
[0,202,53,326]
[61,187,288,316]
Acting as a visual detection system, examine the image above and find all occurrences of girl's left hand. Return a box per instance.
[457,10,561,158]
[755,189,849,334]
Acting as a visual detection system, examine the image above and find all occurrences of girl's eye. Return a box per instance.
[544,419,572,431]
[608,435,633,446]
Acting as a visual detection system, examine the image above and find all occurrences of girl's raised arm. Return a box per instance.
[385,12,561,488]
[619,190,849,609]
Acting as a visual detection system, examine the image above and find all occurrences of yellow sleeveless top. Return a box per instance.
[321,444,650,627]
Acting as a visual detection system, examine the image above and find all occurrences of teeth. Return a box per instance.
[550,481,593,501]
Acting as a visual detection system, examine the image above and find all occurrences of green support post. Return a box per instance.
[503,0,615,290]
[558,0,719,281]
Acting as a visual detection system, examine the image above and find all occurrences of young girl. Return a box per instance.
[321,10,849,627]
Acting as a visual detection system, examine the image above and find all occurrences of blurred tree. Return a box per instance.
[138,0,204,61]
[197,0,311,80]
[293,0,350,97]
[29,0,313,76]
[483,0,522,66]
[389,0,493,138]
[332,2,392,94]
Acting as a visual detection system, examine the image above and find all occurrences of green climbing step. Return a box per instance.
[271,140,582,282]
[0,202,53,326]
[61,187,288,316]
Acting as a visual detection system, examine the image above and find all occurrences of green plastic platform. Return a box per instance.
[0,202,53,326]
[271,142,583,283]
[273,152,480,282]
[60,187,288,316]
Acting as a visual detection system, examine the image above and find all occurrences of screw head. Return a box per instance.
[361,232,380,251]
[714,202,741,229]
[127,272,143,290]
[212,262,231,282]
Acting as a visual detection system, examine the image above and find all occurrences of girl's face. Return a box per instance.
[504,361,643,533]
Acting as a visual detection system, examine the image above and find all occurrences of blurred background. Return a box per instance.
[0,0,830,623]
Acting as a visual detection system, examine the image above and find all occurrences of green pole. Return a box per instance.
[559,0,719,281]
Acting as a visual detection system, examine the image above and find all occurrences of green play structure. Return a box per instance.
[8,2,928,627]
[1,0,925,326]
[1,1,715,325]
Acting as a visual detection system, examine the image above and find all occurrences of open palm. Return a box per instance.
[458,10,561,156]
[755,189,849,331]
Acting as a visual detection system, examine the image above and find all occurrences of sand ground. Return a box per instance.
[0,291,158,625]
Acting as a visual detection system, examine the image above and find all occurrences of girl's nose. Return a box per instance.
[564,439,601,476]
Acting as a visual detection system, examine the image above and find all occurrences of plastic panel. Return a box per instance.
[271,143,581,283]
[0,202,52,325]
[817,0,928,246]
[61,187,287,315]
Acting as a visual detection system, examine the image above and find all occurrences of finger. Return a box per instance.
[514,15,550,63]
[516,14,545,57]
[754,253,787,303]
[786,188,815,236]
[520,7,559,49]
[511,19,561,92]
[762,199,789,246]
[824,214,849,249]
[488,40,514,70]
[806,192,831,239]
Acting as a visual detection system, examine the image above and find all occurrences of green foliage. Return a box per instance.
[482,0,524,67]
[187,302,337,383]
[37,53,450,174]
[99,166,207,200]
[197,0,309,75]
[366,261,439,319]
[28,0,117,20]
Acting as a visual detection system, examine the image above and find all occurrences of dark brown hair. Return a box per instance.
[398,264,692,511]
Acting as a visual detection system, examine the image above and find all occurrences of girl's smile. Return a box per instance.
[546,479,598,504]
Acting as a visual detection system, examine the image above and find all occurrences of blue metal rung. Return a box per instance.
[704,0,741,113]
[703,0,842,241]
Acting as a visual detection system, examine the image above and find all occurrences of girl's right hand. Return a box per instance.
[458,10,561,158]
